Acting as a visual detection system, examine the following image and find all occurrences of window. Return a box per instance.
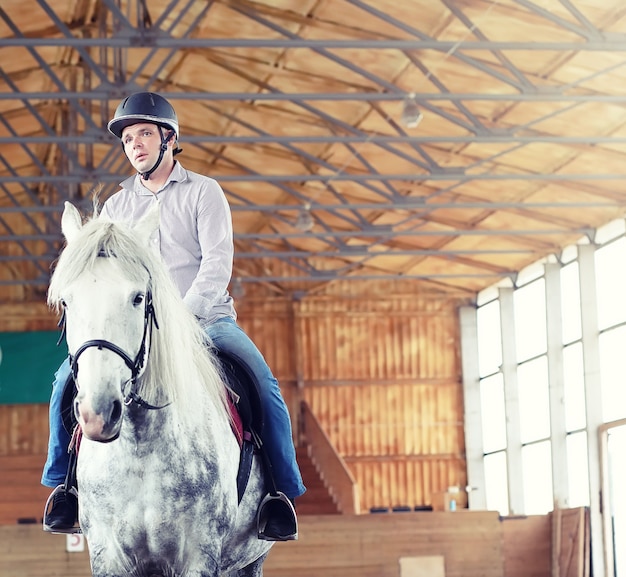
[607,425,626,576]
[480,373,506,453]
[472,231,626,517]
[599,326,626,422]
[563,343,586,432]
[596,238,626,330]
[484,451,509,515]
[561,262,581,345]
[518,357,550,443]
[567,431,589,508]
[476,299,502,378]
[522,441,553,514]
[514,279,547,362]
[470,229,626,574]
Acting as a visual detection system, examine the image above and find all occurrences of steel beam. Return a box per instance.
[3,91,626,102]
[1,200,622,214]
[0,227,591,242]
[0,270,515,288]
[3,38,626,50]
[234,248,534,258]
[1,173,625,184]
[5,134,626,145]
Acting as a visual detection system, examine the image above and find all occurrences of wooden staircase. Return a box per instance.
[294,446,340,515]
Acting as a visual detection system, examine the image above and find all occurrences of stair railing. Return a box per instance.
[300,401,361,515]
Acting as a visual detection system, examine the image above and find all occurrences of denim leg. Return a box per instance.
[41,357,72,488]
[207,317,306,499]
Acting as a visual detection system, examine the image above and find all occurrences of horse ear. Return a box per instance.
[61,202,83,244]
[134,201,160,244]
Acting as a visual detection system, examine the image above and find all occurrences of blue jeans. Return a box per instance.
[42,317,306,499]
[41,357,72,488]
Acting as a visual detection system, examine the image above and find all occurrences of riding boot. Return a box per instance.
[43,485,80,533]
[257,493,298,541]
[43,437,81,534]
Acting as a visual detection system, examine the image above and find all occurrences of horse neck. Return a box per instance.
[133,371,229,434]
[122,401,172,442]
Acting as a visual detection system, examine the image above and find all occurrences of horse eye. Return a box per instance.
[60,299,67,308]
[133,293,145,306]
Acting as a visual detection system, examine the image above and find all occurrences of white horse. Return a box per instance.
[48,202,273,577]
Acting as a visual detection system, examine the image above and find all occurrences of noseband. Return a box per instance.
[61,290,169,411]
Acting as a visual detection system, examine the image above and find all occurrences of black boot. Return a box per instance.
[43,485,80,534]
[257,493,298,541]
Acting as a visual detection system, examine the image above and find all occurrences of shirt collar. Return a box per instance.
[119,161,188,194]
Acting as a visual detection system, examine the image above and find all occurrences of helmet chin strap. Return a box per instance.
[140,128,175,181]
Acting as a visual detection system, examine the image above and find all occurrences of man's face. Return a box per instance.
[121,123,168,173]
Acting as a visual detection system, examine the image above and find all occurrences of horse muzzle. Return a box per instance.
[74,395,123,442]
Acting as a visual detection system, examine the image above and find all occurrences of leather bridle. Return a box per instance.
[60,289,169,411]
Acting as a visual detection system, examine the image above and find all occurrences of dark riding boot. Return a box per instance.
[43,485,80,534]
[257,493,298,541]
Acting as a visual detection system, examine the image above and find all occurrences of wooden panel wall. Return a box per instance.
[0,402,50,525]
[1,511,574,577]
[264,512,504,577]
[502,515,551,577]
[0,525,91,577]
[237,285,468,512]
[4,511,588,577]
[0,511,505,577]
[0,301,56,332]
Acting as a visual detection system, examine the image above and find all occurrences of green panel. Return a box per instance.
[0,331,67,405]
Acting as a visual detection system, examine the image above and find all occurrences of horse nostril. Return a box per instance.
[110,399,123,423]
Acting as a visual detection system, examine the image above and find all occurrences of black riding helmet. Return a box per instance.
[107,92,182,180]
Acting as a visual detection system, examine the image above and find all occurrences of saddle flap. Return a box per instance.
[60,374,78,436]
[215,349,264,436]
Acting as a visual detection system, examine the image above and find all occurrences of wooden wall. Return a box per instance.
[2,509,588,577]
[264,511,504,577]
[502,515,551,577]
[238,285,468,512]
[1,279,470,519]
[1,301,55,332]
[0,406,50,525]
[0,304,57,525]
[0,511,505,577]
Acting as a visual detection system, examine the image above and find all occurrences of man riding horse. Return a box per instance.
[41,92,305,541]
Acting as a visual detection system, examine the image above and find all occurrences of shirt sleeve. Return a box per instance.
[182,179,234,318]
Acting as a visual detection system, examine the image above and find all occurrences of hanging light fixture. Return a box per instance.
[401,93,423,128]
[295,203,314,232]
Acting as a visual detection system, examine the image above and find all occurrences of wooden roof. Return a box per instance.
[3,0,626,301]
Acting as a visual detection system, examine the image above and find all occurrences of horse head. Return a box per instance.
[52,201,160,442]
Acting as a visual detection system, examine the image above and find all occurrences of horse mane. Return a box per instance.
[48,208,231,429]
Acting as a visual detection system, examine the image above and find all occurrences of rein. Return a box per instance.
[61,290,170,411]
